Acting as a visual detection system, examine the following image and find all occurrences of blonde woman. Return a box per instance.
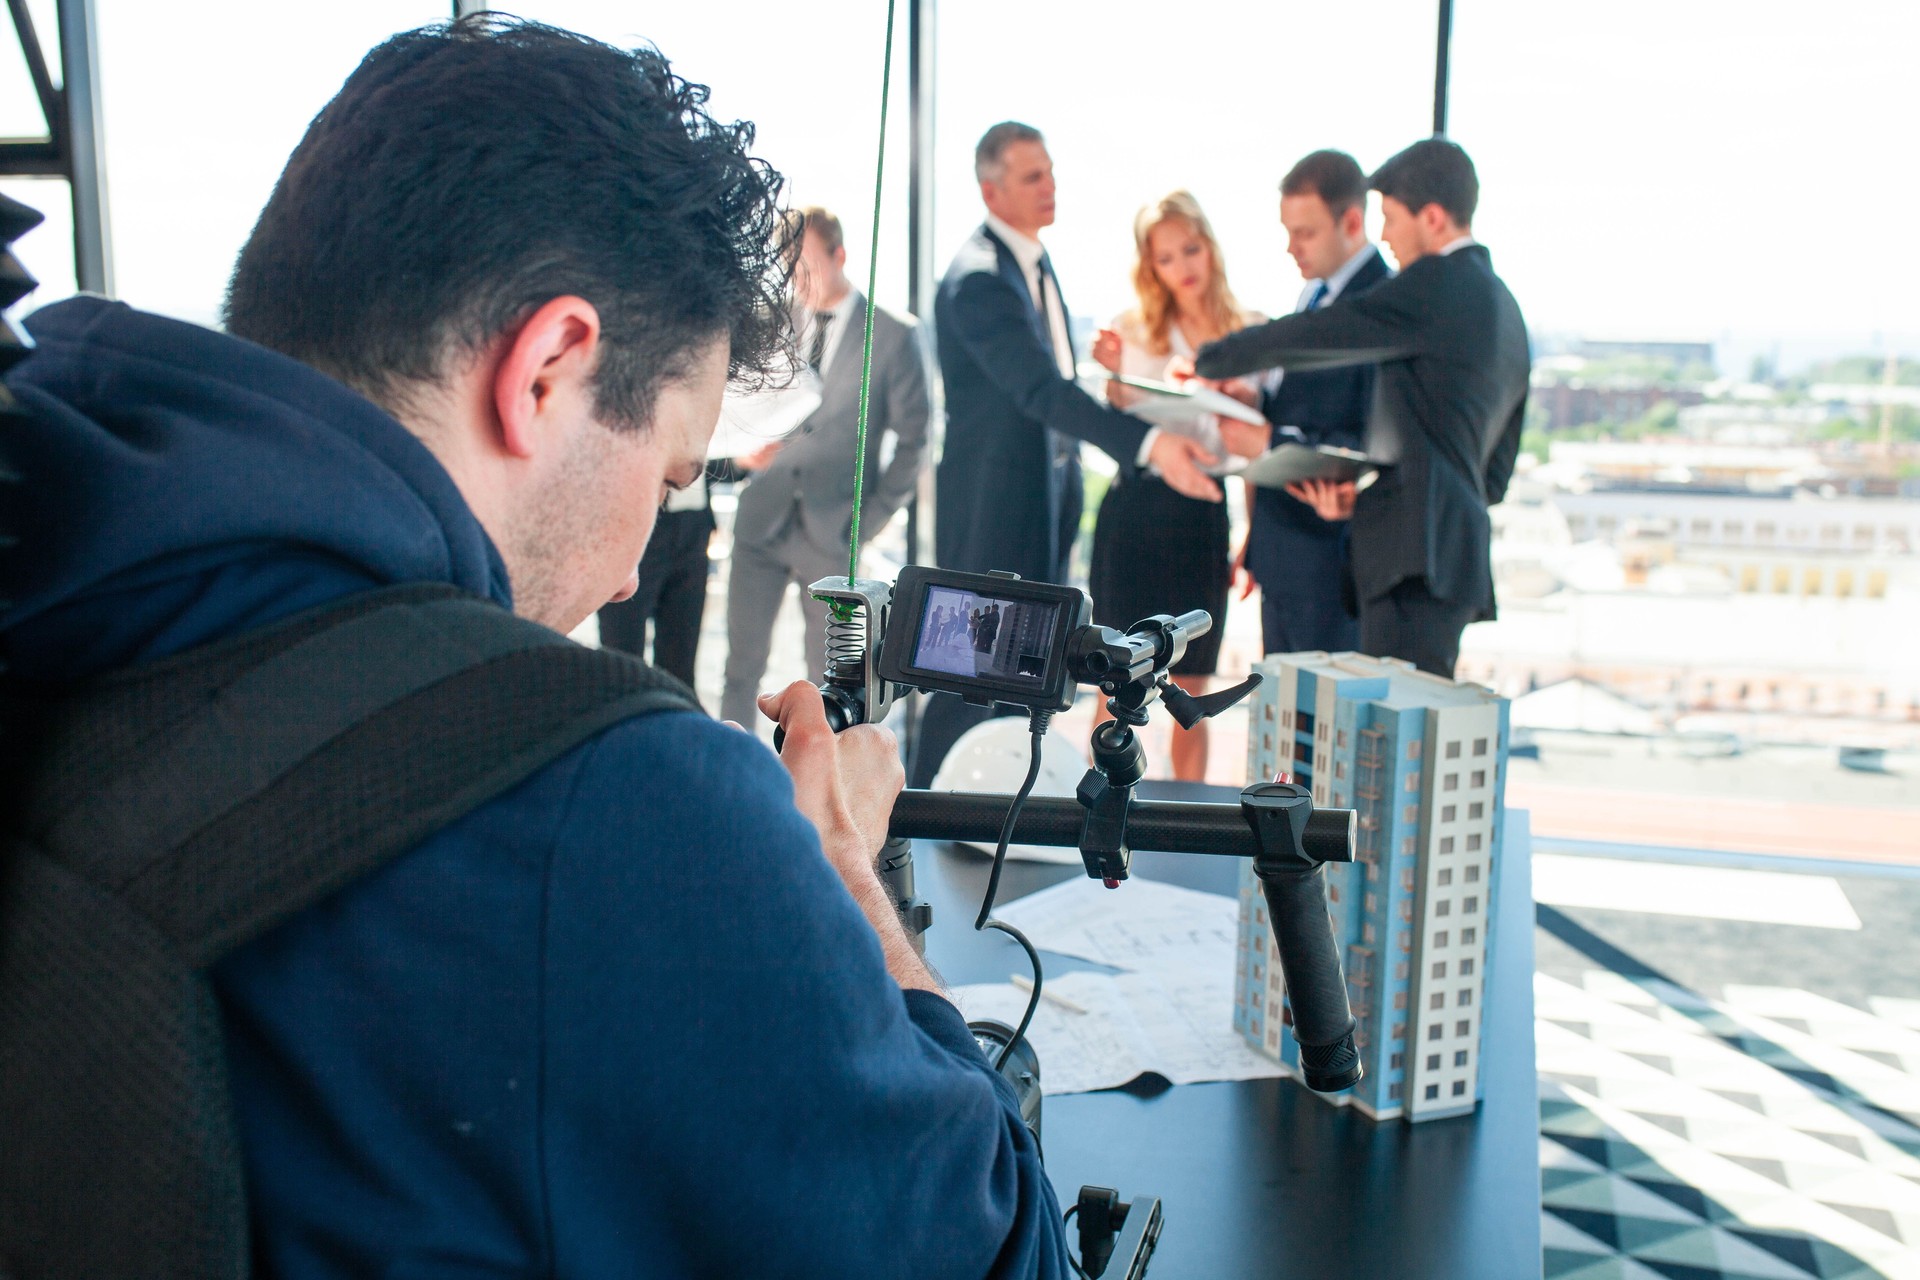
[1088,191,1263,781]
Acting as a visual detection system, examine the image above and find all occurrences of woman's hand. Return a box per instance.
[1091,326,1124,373]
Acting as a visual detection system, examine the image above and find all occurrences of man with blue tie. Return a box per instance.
[1238,150,1392,656]
[1196,139,1530,679]
[909,120,1221,787]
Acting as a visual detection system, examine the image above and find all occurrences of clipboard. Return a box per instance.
[1238,443,1376,489]
[1106,373,1269,428]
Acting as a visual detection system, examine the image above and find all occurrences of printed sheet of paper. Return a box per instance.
[706,375,823,459]
[951,877,1283,1095]
[952,969,1283,1096]
[990,875,1241,975]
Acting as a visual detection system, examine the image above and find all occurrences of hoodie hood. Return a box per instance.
[1,297,510,683]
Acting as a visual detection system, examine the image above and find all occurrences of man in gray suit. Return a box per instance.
[720,207,931,726]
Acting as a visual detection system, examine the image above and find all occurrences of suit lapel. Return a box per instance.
[983,226,1051,350]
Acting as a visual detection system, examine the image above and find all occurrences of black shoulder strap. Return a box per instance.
[0,583,703,1280]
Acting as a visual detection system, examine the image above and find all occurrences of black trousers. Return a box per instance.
[597,507,714,688]
[1357,577,1477,679]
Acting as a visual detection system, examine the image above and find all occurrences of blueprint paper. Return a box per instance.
[953,969,1284,1096]
[953,877,1283,1095]
[990,875,1240,974]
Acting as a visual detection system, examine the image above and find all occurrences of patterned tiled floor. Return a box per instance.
[1538,971,1920,1279]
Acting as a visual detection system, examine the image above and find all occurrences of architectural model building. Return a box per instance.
[1234,653,1510,1121]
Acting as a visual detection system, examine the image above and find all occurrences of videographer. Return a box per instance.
[0,18,1066,1279]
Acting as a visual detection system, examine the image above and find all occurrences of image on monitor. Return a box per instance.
[911,586,1060,686]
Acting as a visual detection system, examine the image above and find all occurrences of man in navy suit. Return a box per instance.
[909,120,1221,786]
[1195,139,1528,679]
[1237,150,1392,656]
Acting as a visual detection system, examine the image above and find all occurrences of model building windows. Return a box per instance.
[1404,773,1419,792]
[1469,802,1483,820]
[1466,834,1483,852]
[1439,836,1455,854]
[1407,740,1421,760]
[1433,930,1449,948]
[1431,961,1447,979]
[1401,836,1417,856]
[1443,773,1459,792]
[1293,741,1311,763]
[1458,989,1472,1007]
[1425,1084,1440,1100]
[1426,1054,1441,1071]
[1328,883,1340,904]
[1429,993,1444,1010]
[1459,958,1475,977]
[1388,1082,1403,1101]
[1441,804,1457,823]
[1470,770,1486,788]
[1392,1022,1405,1041]
[1394,961,1409,981]
[1337,729,1348,749]
[1437,869,1453,887]
[1400,868,1415,891]
[1472,738,1488,757]
[1427,1024,1442,1041]
[1452,1080,1467,1097]
[1465,865,1480,883]
[1365,892,1377,914]
[1464,896,1479,915]
[1454,1050,1470,1067]
[1462,928,1476,945]
[1395,991,1408,1010]
[1363,923,1376,944]
[1282,710,1293,729]
[1403,804,1419,824]
[1434,899,1451,917]
[1455,1020,1470,1036]
[1390,1052,1404,1070]
[1336,761,1347,780]
[1445,741,1461,759]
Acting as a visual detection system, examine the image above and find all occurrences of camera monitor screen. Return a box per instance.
[910,586,1061,687]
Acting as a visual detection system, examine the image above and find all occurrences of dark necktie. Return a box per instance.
[1306,281,1330,311]
[807,312,833,373]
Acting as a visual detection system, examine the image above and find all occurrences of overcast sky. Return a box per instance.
[3,0,1916,376]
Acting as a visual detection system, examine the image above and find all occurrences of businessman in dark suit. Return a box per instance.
[1238,150,1392,656]
[1193,139,1528,678]
[910,120,1221,786]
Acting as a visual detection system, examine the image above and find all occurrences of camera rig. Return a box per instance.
[788,566,1363,1278]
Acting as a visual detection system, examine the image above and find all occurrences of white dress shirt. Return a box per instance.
[1437,234,1479,257]
[984,213,1075,380]
[795,287,859,382]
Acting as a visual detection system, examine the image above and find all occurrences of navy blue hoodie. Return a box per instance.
[4,298,1067,1279]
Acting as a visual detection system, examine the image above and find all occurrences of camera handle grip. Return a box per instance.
[888,787,1362,1093]
[1253,867,1361,1091]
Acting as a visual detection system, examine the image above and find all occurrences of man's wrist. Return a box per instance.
[1134,426,1162,469]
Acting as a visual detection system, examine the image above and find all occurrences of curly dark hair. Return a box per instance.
[223,15,793,432]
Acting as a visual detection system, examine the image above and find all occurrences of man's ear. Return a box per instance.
[831,244,848,270]
[1417,203,1455,241]
[491,295,602,460]
[1340,204,1367,242]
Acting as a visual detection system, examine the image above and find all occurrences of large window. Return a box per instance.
[934,0,1437,326]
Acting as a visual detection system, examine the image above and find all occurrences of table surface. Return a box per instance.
[915,782,1542,1280]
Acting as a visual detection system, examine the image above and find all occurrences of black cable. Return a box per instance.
[1062,1203,1090,1279]
[975,709,1051,1072]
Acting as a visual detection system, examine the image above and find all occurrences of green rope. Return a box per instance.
[845,0,897,587]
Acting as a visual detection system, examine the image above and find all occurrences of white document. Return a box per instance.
[948,877,1280,1095]
[953,968,1284,1096]
[990,875,1241,973]
[1107,373,1268,427]
[707,374,823,459]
